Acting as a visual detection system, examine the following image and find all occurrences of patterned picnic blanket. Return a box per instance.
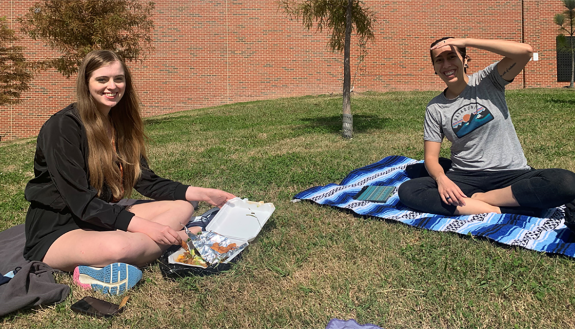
[293,155,575,257]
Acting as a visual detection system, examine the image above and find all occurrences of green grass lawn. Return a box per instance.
[1,89,575,328]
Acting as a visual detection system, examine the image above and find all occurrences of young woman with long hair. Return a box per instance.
[398,38,575,218]
[24,50,235,293]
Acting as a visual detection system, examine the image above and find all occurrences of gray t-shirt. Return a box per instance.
[424,62,529,172]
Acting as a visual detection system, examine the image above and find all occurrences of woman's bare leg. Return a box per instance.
[470,186,520,207]
[43,200,200,271]
[43,229,165,271]
[452,186,519,215]
[453,198,501,215]
[129,200,195,229]
[128,200,201,235]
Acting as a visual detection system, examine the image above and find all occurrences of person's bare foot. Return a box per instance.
[452,198,501,215]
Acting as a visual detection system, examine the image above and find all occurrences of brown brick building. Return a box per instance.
[0,0,569,141]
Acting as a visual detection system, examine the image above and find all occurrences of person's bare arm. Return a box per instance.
[424,140,467,206]
[434,38,533,81]
[184,187,236,208]
[127,216,182,246]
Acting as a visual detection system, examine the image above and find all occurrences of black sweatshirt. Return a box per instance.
[23,104,189,261]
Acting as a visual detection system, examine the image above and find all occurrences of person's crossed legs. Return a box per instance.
[399,168,575,217]
[43,200,198,271]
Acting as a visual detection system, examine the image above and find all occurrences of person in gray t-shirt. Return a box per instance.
[398,37,575,217]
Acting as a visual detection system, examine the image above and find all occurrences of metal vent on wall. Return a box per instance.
[557,36,574,82]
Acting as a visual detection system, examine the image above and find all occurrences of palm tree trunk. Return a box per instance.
[342,0,353,139]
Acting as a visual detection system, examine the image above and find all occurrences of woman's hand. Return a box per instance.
[185,187,236,208]
[430,38,467,51]
[436,175,467,207]
[424,141,466,207]
[202,188,236,208]
[127,216,182,246]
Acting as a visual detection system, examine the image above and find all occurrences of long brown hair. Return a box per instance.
[76,50,146,200]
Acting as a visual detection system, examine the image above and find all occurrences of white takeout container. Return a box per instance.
[206,197,275,242]
[169,198,275,267]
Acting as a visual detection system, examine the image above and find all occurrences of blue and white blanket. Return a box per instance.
[293,155,575,257]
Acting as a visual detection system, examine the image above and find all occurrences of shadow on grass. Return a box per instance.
[299,115,389,134]
[145,116,190,126]
[549,98,575,106]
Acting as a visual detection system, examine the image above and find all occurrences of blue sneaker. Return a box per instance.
[73,263,142,295]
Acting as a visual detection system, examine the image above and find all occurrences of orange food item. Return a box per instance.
[175,254,186,263]
[180,240,189,251]
[210,242,237,254]
[175,249,208,268]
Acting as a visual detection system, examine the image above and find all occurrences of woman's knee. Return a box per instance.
[398,180,420,207]
[170,200,195,221]
[544,169,575,200]
[134,200,195,227]
[153,200,195,229]
[518,169,575,206]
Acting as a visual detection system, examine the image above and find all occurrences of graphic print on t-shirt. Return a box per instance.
[451,103,494,138]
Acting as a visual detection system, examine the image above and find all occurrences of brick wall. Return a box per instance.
[0,0,567,141]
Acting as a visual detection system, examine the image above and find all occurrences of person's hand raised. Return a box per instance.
[430,38,468,52]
